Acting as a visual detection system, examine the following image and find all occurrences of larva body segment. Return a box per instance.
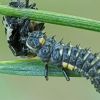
[50,41,63,67]
[80,53,97,76]
[62,44,71,68]
[37,36,56,62]
[86,60,100,78]
[68,45,80,70]
[74,49,88,72]
[91,74,100,92]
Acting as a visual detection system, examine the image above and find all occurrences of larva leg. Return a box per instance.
[62,68,70,81]
[25,0,29,8]
[44,64,48,81]
[29,3,37,9]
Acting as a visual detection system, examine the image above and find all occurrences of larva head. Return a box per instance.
[26,31,46,50]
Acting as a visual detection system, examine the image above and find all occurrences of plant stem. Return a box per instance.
[0,5,100,32]
[0,59,81,77]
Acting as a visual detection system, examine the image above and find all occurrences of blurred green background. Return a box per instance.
[0,0,100,100]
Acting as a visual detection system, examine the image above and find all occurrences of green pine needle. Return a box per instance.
[0,59,81,77]
[0,5,100,32]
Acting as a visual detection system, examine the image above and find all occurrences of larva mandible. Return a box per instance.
[2,0,100,93]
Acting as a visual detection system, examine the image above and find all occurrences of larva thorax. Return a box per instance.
[37,36,56,62]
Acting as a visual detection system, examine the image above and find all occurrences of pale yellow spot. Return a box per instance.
[68,64,74,70]
[39,38,45,45]
[62,62,68,68]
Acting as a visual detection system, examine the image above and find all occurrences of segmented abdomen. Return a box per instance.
[26,31,100,93]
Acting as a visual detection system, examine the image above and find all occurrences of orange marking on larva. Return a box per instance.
[39,38,45,45]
